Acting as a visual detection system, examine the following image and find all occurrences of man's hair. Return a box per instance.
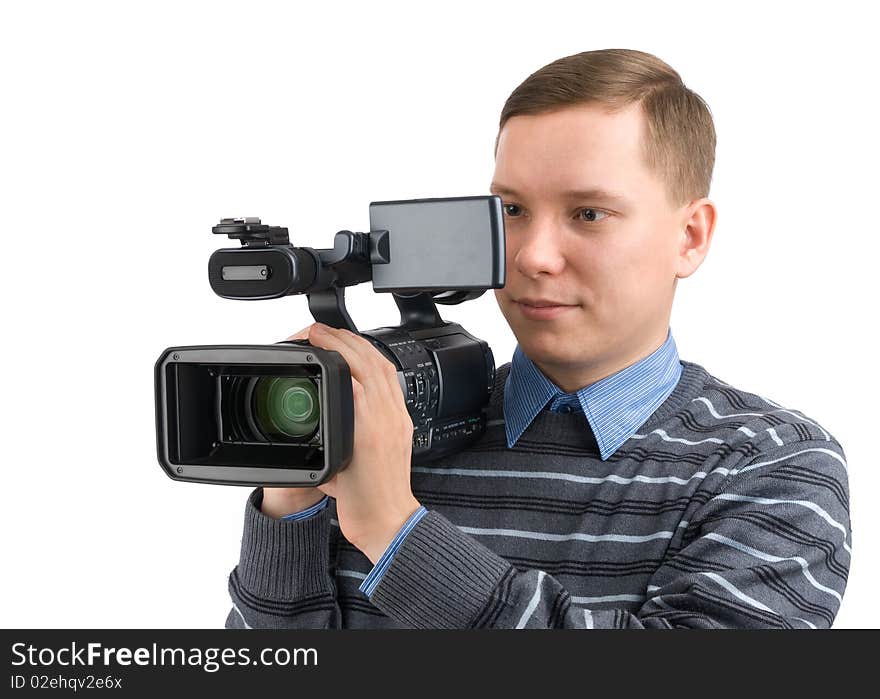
[496,49,716,207]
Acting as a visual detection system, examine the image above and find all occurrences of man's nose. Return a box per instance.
[513,224,566,279]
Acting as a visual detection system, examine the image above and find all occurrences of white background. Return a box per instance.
[1,0,876,628]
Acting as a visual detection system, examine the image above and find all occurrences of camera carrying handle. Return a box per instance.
[214,218,482,335]
[307,229,449,334]
[308,287,446,334]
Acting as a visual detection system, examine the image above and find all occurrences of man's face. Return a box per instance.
[491,103,693,387]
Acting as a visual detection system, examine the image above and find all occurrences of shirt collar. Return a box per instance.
[503,329,683,460]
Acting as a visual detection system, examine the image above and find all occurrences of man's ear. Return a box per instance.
[675,198,717,280]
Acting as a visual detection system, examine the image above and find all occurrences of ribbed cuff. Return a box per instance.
[236,488,334,600]
[367,510,512,628]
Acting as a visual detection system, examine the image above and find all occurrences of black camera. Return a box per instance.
[154,195,505,486]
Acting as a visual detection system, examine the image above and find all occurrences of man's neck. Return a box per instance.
[533,328,671,393]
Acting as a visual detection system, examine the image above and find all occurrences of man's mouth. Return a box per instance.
[516,297,573,308]
[513,297,578,320]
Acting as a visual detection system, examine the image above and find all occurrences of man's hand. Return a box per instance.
[306,322,421,564]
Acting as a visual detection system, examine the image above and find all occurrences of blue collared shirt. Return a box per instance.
[504,328,683,459]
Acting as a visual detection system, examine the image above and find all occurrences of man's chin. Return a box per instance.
[504,308,593,356]
[515,334,584,367]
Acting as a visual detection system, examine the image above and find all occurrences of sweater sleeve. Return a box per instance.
[365,440,851,628]
[225,488,342,629]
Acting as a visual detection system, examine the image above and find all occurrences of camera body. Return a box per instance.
[154,196,505,486]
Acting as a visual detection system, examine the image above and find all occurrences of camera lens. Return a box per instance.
[252,376,320,441]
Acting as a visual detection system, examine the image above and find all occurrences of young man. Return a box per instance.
[226,49,851,629]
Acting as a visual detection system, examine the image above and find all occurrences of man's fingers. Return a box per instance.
[309,325,374,365]
[307,325,374,380]
[308,324,399,398]
[284,324,314,342]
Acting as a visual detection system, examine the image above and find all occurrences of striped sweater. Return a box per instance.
[226,359,851,629]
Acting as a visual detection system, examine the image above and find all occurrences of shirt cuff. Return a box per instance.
[281,495,330,522]
[358,506,428,597]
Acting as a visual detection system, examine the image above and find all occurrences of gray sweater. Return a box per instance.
[226,360,851,629]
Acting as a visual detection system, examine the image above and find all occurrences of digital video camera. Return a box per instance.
[154,195,505,486]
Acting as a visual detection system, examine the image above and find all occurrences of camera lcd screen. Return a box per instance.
[368,195,505,292]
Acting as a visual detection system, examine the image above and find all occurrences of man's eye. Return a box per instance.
[578,208,608,223]
[501,203,608,222]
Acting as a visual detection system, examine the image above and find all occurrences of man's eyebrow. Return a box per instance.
[489,183,629,205]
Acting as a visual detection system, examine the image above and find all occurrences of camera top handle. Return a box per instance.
[212,217,479,335]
